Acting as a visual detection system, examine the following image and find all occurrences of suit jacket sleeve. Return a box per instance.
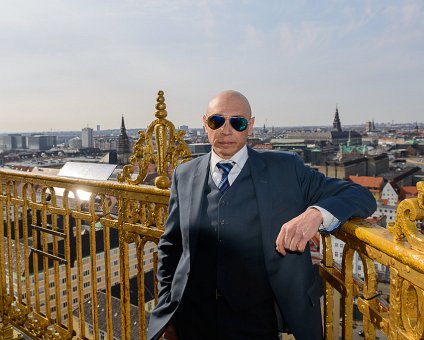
[156,169,182,301]
[292,153,376,223]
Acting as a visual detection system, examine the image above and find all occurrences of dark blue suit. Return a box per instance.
[148,148,376,340]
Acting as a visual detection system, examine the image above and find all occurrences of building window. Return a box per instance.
[83,270,90,276]
[335,252,339,257]
[49,282,55,288]
[84,293,90,300]
[97,266,102,271]
[97,277,102,283]
[73,286,77,292]
[84,282,90,288]
[72,274,77,281]
[73,298,78,304]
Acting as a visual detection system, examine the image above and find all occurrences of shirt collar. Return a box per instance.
[210,145,249,171]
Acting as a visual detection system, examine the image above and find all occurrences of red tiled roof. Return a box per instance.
[400,186,418,195]
[348,176,384,189]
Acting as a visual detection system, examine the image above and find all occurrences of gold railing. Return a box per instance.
[0,91,190,339]
[0,90,423,339]
[321,181,424,339]
[0,170,168,339]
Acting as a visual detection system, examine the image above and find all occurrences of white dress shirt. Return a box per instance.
[210,145,248,187]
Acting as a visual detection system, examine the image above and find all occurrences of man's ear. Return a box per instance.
[248,117,255,134]
[203,115,209,131]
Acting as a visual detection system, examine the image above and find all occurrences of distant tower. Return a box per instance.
[332,106,342,132]
[117,116,131,165]
[365,121,372,132]
[81,126,94,148]
[415,122,419,135]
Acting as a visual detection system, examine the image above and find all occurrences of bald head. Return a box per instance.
[206,90,252,118]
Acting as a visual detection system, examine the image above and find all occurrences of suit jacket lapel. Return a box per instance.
[188,154,210,258]
[248,149,274,256]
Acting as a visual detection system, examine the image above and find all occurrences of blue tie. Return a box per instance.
[217,162,234,193]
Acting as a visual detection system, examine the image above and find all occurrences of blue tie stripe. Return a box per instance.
[216,162,234,193]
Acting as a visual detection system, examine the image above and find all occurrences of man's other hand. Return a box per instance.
[275,208,323,256]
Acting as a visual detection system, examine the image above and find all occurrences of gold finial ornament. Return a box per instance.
[118,90,191,188]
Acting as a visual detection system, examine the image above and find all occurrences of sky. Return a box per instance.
[0,0,423,133]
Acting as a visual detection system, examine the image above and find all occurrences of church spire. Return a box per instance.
[117,115,131,165]
[332,106,342,132]
[120,115,126,133]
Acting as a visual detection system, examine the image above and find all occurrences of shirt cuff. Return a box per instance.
[309,206,340,233]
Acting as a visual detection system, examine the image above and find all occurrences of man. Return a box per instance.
[147,90,376,340]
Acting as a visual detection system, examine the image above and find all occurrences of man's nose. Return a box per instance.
[221,119,232,134]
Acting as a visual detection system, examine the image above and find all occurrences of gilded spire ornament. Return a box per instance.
[118,91,191,188]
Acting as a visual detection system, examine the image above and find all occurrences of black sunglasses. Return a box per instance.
[206,115,250,132]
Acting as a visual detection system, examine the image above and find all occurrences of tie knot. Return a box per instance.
[217,162,233,175]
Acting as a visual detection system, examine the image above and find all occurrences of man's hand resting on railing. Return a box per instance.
[275,208,323,256]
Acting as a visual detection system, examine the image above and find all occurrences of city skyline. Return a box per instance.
[1,1,423,133]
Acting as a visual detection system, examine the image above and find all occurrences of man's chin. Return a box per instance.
[214,147,237,159]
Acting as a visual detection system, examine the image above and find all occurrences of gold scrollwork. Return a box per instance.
[124,199,141,224]
[118,90,191,188]
[24,312,49,338]
[42,325,71,340]
[388,181,424,252]
[400,280,424,338]
[8,302,27,326]
[153,203,168,230]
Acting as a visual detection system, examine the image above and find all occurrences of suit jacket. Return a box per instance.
[147,148,376,340]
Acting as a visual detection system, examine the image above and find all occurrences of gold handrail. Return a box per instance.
[321,180,424,339]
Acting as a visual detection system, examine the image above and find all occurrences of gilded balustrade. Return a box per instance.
[0,91,190,339]
[1,89,423,340]
[321,181,424,339]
